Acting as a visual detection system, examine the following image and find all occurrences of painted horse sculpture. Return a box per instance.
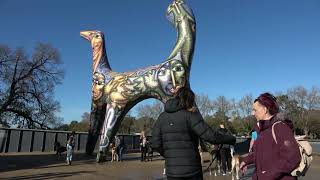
[81,0,196,162]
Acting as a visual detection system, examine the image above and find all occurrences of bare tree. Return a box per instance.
[0,43,64,129]
[276,94,300,116]
[212,96,231,114]
[136,100,163,120]
[195,93,213,117]
[135,100,164,134]
[81,112,90,125]
[118,115,136,134]
[228,98,240,120]
[212,96,231,122]
[287,86,320,135]
[288,86,308,108]
[238,94,253,118]
[306,86,320,110]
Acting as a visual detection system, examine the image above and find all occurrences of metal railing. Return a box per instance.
[1,127,319,154]
[0,127,145,153]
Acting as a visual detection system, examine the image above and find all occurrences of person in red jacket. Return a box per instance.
[240,93,301,180]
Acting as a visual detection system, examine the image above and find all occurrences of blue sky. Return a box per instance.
[1,0,320,123]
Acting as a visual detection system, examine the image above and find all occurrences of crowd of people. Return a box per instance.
[152,86,302,180]
[59,86,303,180]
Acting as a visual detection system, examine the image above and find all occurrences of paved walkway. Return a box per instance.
[0,152,319,180]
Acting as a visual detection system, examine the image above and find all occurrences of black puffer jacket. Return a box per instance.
[152,99,236,178]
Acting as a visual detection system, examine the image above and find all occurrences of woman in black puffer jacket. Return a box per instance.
[152,87,236,180]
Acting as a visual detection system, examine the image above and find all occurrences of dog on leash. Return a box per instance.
[146,142,153,161]
[231,146,241,180]
[204,138,250,178]
[110,143,119,162]
[208,156,221,176]
[208,144,221,176]
[54,142,67,156]
[208,145,240,179]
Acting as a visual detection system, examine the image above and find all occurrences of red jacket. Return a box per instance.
[243,113,301,180]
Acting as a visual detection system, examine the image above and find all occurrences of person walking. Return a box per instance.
[118,138,125,162]
[218,123,232,175]
[140,132,147,162]
[114,135,121,161]
[152,86,236,180]
[66,131,76,165]
[240,93,301,180]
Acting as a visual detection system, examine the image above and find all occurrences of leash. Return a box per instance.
[203,144,222,173]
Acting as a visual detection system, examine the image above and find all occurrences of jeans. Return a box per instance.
[220,148,231,173]
[66,144,73,162]
[118,147,124,161]
[141,146,147,161]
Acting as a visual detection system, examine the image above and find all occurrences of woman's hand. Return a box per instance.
[240,161,247,173]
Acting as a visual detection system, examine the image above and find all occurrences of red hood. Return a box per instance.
[255,112,294,133]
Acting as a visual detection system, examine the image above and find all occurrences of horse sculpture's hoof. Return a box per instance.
[96,151,106,163]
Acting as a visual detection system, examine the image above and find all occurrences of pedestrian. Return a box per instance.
[140,131,147,162]
[66,131,76,165]
[249,130,258,153]
[118,138,125,162]
[152,86,236,180]
[146,138,153,161]
[218,123,232,175]
[114,135,121,161]
[240,92,301,180]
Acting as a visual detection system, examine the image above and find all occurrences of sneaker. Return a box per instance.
[222,173,226,176]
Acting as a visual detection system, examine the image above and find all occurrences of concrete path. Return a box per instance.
[0,152,319,180]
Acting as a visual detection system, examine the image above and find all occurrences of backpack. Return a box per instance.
[272,121,313,176]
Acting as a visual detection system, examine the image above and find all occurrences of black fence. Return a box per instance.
[0,127,146,153]
[1,127,319,154]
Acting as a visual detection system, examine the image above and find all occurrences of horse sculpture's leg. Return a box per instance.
[96,104,117,162]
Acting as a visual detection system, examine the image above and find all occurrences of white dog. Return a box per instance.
[231,146,240,180]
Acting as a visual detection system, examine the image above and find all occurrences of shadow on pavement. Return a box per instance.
[0,152,163,173]
[0,171,94,180]
[0,153,96,172]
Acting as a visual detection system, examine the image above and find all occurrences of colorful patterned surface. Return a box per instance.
[80,0,196,162]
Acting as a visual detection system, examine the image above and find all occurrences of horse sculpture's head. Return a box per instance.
[166,0,195,28]
[80,30,104,47]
